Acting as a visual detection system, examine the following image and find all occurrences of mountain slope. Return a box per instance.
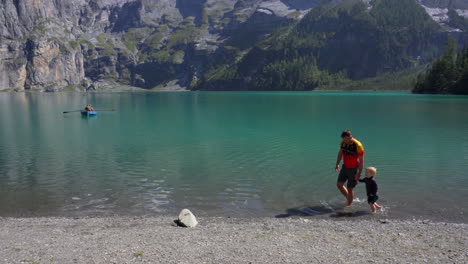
[0,0,467,91]
[195,0,455,91]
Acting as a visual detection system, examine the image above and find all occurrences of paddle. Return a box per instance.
[63,109,116,113]
[94,109,117,111]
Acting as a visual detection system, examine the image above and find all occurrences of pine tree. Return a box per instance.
[413,39,468,95]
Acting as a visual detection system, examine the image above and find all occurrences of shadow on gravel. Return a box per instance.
[275,205,334,218]
[329,210,370,218]
[276,205,370,218]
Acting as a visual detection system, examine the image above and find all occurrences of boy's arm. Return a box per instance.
[370,181,378,196]
[335,149,342,171]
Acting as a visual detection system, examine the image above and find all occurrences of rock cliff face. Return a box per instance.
[0,0,466,91]
[418,0,468,32]
[418,0,468,9]
[0,0,132,90]
[0,0,315,91]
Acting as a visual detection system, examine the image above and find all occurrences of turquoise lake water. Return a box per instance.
[0,92,467,222]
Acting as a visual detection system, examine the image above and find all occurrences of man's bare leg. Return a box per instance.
[374,203,382,209]
[337,182,349,203]
[370,203,376,213]
[346,188,354,206]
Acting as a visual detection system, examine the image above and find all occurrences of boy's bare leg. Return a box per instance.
[370,203,376,213]
[374,203,382,209]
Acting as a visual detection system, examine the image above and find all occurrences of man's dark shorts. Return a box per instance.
[338,166,358,189]
[367,195,379,204]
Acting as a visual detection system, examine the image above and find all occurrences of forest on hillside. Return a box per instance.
[414,39,468,95]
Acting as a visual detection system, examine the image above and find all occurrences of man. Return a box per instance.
[335,129,365,206]
[84,104,95,111]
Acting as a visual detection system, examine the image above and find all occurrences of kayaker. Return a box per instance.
[84,104,95,111]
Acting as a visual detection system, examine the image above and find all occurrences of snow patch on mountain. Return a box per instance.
[259,1,295,17]
[419,4,467,32]
[456,9,468,18]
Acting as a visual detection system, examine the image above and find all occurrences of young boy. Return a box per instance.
[359,167,382,213]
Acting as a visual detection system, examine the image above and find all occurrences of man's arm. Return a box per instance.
[355,154,364,180]
[335,150,342,172]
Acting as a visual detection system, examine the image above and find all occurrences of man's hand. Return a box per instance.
[354,173,361,181]
[336,150,342,172]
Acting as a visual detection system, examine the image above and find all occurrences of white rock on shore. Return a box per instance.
[177,209,198,228]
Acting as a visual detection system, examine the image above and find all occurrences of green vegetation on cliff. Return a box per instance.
[138,17,200,64]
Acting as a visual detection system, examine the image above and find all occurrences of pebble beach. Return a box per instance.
[1,216,466,263]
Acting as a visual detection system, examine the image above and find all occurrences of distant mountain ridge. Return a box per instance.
[0,0,467,91]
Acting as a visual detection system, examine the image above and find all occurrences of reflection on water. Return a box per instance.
[81,115,98,120]
[0,92,467,222]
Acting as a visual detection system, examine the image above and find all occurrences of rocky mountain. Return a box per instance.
[0,0,467,91]
[418,0,468,9]
[418,0,468,32]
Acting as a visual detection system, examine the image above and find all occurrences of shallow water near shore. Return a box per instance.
[0,91,467,222]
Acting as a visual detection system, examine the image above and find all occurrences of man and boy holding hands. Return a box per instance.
[335,130,382,212]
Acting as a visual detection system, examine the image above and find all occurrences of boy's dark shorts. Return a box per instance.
[338,166,358,188]
[368,195,379,204]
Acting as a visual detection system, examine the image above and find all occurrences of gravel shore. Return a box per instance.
[1,216,466,263]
